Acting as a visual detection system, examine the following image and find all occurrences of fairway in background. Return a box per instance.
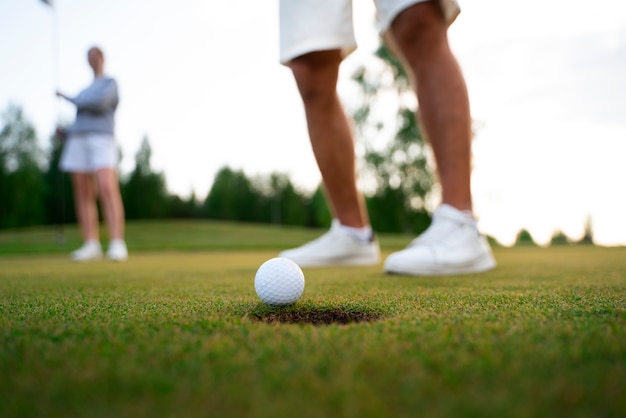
[0,219,416,256]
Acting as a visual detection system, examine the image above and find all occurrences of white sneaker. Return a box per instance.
[279,220,381,267]
[384,204,496,276]
[70,241,102,262]
[106,240,128,262]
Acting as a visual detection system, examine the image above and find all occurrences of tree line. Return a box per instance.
[0,99,432,235]
[1,44,438,235]
[0,102,595,246]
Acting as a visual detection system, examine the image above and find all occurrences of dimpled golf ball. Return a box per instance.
[254,257,305,306]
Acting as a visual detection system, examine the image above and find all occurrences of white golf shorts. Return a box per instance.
[279,0,460,64]
[60,132,119,172]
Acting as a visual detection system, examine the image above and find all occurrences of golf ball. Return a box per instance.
[254,257,305,306]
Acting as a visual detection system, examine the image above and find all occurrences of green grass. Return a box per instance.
[0,221,625,418]
[0,220,413,254]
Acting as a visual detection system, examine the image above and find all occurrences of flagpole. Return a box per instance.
[42,0,66,245]
[41,1,58,89]
[53,4,59,94]
[54,4,66,245]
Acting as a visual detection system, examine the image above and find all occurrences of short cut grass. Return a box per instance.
[1,221,624,418]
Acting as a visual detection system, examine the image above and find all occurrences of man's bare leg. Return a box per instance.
[289,50,369,228]
[278,50,380,267]
[390,1,473,212]
[383,1,496,276]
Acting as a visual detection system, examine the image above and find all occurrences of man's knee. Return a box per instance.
[390,1,447,57]
[289,50,342,102]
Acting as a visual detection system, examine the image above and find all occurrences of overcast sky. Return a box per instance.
[1,0,625,246]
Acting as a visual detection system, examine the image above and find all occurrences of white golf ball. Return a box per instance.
[254,257,305,306]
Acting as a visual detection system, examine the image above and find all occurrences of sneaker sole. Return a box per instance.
[283,255,380,268]
[384,253,496,276]
[71,255,103,262]
[107,255,128,262]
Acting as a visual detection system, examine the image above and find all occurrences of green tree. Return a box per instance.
[550,230,570,245]
[350,43,434,233]
[253,173,308,226]
[550,216,596,246]
[167,192,202,219]
[580,216,594,245]
[204,166,257,222]
[0,104,46,228]
[121,136,168,219]
[515,229,537,246]
[308,185,332,228]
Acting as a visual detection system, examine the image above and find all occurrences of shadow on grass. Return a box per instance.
[248,304,384,326]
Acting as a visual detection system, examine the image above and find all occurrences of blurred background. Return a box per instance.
[1,0,625,246]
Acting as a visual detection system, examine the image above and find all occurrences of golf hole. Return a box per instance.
[249,306,383,326]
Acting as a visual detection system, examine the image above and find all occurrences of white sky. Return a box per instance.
[1,0,625,247]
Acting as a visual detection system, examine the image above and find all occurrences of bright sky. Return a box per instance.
[1,0,625,247]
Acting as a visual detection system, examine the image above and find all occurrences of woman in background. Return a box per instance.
[57,46,127,261]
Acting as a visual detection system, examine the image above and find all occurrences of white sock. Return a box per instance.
[109,239,126,247]
[339,223,373,243]
[85,239,100,248]
[440,203,478,229]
